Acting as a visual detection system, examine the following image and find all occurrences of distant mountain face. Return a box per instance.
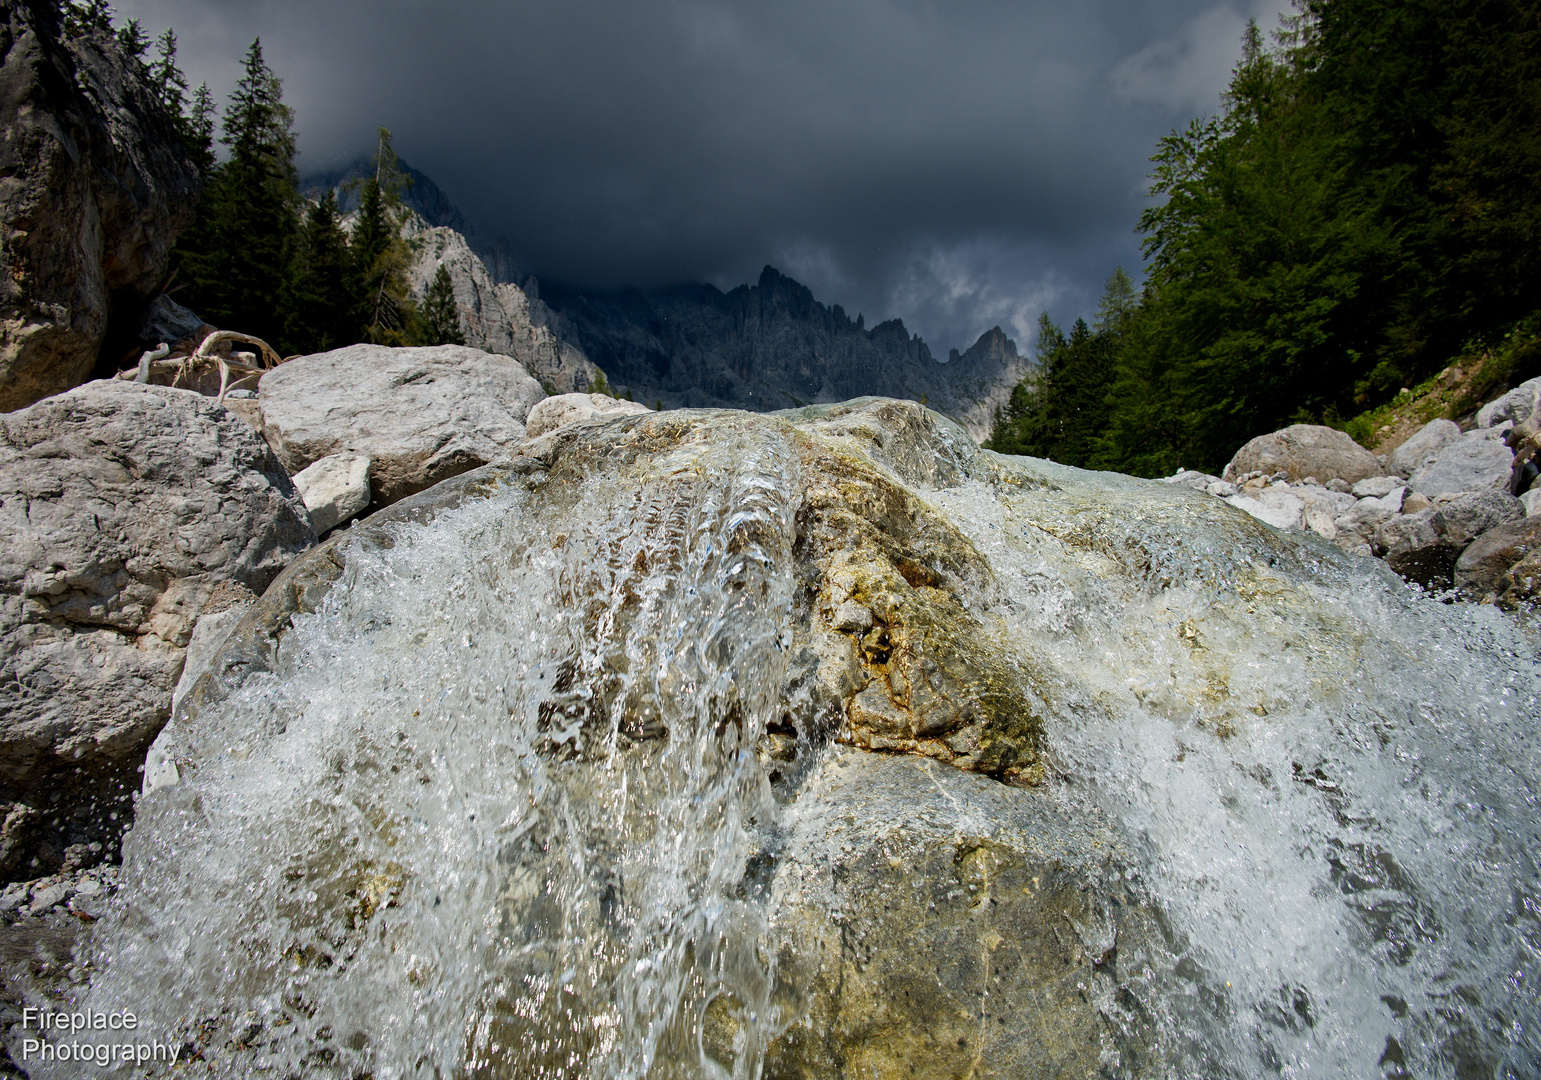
[401,218,597,395]
[533,267,1030,440]
[307,159,1029,440]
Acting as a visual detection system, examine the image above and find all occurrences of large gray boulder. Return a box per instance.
[1432,489,1525,548]
[1388,418,1462,478]
[257,344,546,510]
[0,381,312,872]
[1476,376,1541,430]
[1453,516,1541,596]
[1408,429,1515,497]
[1222,424,1380,485]
[0,7,201,411]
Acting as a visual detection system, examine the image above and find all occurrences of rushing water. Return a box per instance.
[31,404,1541,1078]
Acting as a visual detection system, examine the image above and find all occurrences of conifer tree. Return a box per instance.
[288,191,359,354]
[171,39,299,348]
[64,0,114,37]
[114,17,147,61]
[350,128,417,345]
[151,28,187,117]
[419,265,465,346]
[184,83,216,174]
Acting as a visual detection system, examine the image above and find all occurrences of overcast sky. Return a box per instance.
[115,0,1291,355]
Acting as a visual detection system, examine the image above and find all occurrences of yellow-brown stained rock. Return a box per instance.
[790,437,1046,783]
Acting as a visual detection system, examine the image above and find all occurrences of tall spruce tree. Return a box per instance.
[184,82,216,174]
[419,265,465,346]
[150,29,187,119]
[351,128,417,345]
[172,39,299,348]
[288,191,359,354]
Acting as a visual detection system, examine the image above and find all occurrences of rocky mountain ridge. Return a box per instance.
[534,266,1029,440]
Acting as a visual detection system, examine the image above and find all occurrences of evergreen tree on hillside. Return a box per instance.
[350,128,418,345]
[114,16,147,61]
[419,264,465,346]
[288,191,358,354]
[986,270,1129,468]
[184,82,216,174]
[63,0,114,37]
[171,39,299,348]
[150,28,187,119]
[1095,2,1541,475]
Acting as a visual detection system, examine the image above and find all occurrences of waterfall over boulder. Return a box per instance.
[61,399,1540,1078]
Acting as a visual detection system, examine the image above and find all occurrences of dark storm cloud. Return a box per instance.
[117,0,1290,352]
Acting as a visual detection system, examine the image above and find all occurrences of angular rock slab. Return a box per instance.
[1476,375,1541,430]
[257,343,545,509]
[0,382,312,789]
[292,453,371,534]
[1388,418,1461,479]
[1223,423,1381,485]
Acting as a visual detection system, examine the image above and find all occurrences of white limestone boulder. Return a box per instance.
[258,344,545,509]
[0,382,313,793]
[292,453,372,534]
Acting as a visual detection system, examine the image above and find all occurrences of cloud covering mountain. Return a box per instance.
[114,0,1289,354]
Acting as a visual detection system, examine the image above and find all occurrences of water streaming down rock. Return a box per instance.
[43,400,1541,1078]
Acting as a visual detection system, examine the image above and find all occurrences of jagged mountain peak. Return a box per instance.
[337,154,1028,439]
[949,325,1021,365]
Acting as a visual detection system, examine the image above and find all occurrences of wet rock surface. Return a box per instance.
[58,397,1537,1080]
[760,751,1166,1080]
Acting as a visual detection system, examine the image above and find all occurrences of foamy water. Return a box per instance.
[32,410,1541,1078]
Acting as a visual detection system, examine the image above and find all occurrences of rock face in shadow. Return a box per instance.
[0,381,311,877]
[0,6,201,411]
[536,267,1029,440]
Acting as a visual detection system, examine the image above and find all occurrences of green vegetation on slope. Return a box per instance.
[992,0,1541,474]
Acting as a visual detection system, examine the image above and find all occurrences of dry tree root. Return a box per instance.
[116,330,285,401]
